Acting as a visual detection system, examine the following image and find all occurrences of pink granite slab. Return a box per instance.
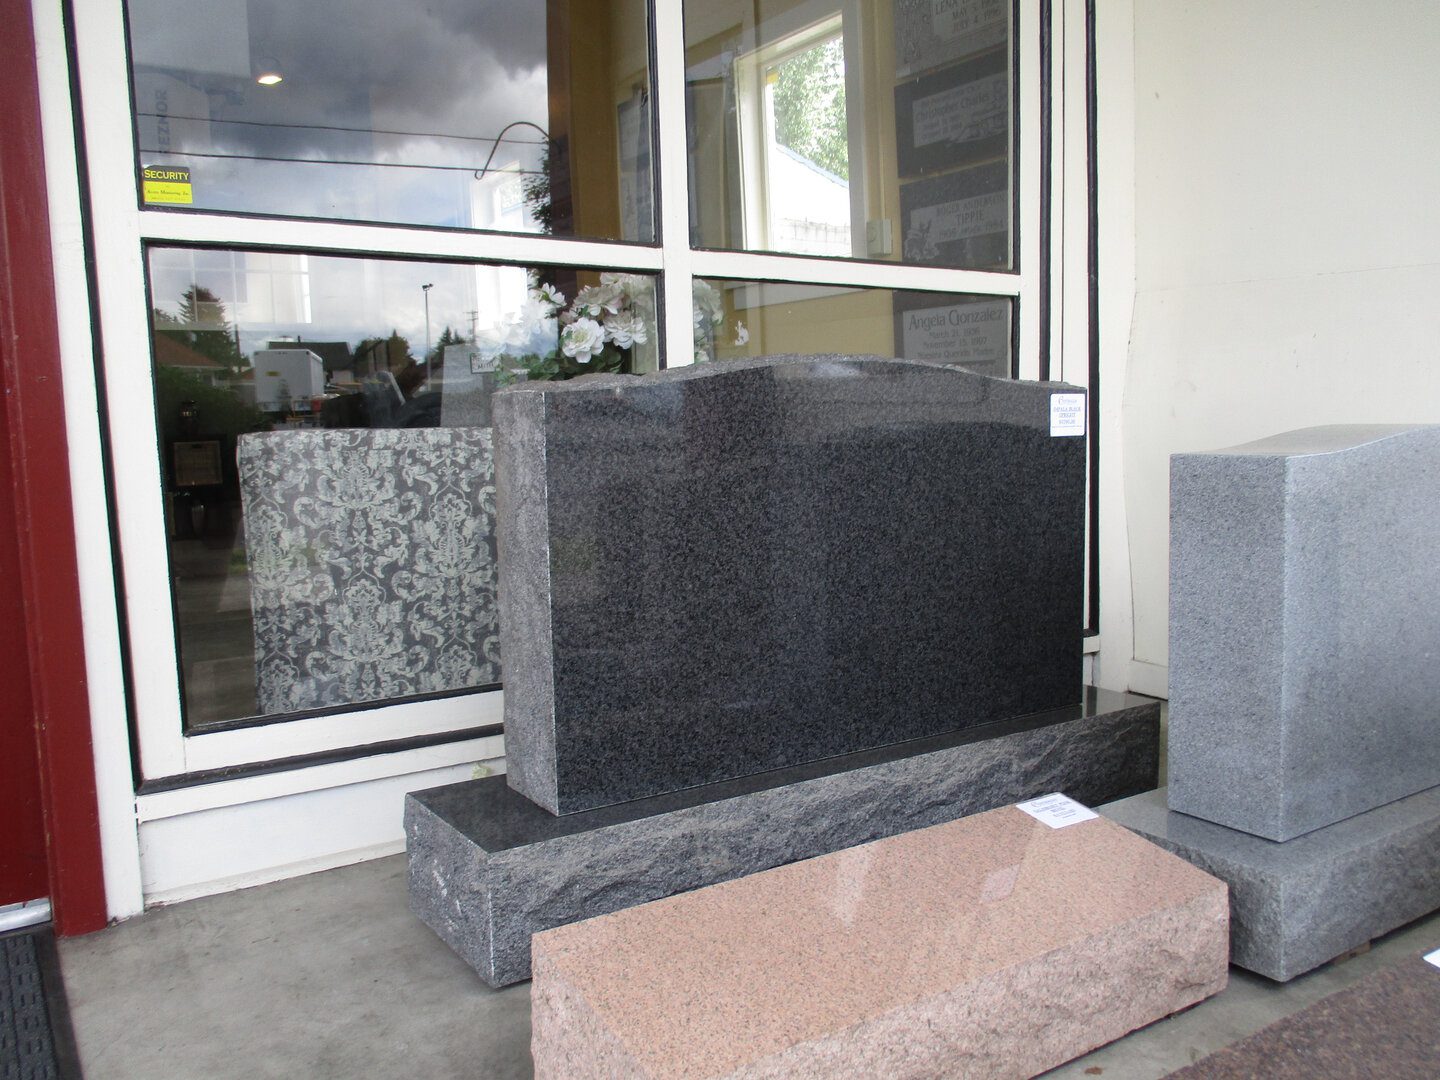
[532,804,1229,1079]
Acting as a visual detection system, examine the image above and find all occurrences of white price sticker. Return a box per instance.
[1424,946,1440,970]
[1016,793,1098,829]
[1050,393,1086,436]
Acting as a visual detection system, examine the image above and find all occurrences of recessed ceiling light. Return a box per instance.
[256,71,283,86]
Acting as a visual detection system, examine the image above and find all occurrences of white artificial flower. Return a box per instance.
[603,310,648,349]
[535,283,565,309]
[502,297,555,352]
[561,317,605,363]
[575,282,625,318]
[733,322,749,347]
[692,279,724,321]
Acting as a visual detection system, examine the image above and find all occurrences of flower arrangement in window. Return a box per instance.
[486,274,746,383]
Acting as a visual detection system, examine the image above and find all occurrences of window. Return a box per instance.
[72,0,1078,781]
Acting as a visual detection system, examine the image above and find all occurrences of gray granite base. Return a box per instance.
[1101,786,1440,983]
[406,688,1159,987]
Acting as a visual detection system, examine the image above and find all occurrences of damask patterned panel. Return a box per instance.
[237,427,501,715]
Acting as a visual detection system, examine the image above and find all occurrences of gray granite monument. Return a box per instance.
[437,343,503,429]
[408,355,1162,987]
[1104,424,1440,981]
[1168,425,1440,841]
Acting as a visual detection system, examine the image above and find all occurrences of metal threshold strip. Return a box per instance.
[0,898,52,934]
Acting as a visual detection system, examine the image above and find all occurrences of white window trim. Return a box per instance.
[65,0,1068,785]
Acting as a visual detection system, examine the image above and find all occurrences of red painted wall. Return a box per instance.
[0,0,110,933]
[0,401,48,906]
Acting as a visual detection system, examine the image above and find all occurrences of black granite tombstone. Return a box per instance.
[495,356,1087,814]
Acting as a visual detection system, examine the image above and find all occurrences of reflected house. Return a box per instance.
[769,144,851,257]
[153,332,231,388]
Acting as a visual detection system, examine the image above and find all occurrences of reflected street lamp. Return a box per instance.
[421,282,434,384]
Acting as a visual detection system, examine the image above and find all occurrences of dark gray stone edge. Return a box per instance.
[408,699,1160,987]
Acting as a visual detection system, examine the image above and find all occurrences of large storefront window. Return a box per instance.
[127,0,655,239]
[149,246,657,728]
[71,0,1068,779]
[685,0,1013,268]
[696,279,1014,377]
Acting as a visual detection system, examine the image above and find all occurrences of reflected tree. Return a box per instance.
[153,286,247,377]
[772,38,849,179]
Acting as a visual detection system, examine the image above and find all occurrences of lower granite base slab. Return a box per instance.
[407,687,1159,987]
[1101,785,1440,982]
[530,805,1228,1080]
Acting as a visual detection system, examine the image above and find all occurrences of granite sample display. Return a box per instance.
[1102,786,1440,982]
[408,688,1159,987]
[495,355,1088,814]
[1169,424,1440,841]
[437,344,502,429]
[1167,954,1440,1079]
[238,427,501,714]
[530,803,1227,1080]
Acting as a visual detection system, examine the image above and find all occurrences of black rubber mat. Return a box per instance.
[0,927,80,1080]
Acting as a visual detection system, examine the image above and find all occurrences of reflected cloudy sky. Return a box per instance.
[129,0,629,232]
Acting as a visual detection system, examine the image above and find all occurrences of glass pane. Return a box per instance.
[128,0,654,240]
[684,0,1013,269]
[695,278,1013,377]
[146,246,658,729]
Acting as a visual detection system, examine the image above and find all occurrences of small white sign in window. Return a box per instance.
[1016,792,1098,828]
[1050,393,1087,436]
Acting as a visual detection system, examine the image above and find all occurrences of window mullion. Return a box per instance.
[692,249,1025,297]
[136,212,667,272]
[653,0,696,367]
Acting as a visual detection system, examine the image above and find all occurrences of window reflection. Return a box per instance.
[697,277,1013,378]
[685,0,1013,269]
[128,0,655,240]
[149,246,657,728]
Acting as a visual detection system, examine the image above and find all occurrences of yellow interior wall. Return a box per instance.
[565,0,621,239]
[715,287,895,360]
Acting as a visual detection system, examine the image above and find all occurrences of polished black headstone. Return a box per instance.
[495,356,1086,814]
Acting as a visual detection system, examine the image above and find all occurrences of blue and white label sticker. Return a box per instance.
[1016,793,1098,828]
[1424,946,1440,970]
[1050,393,1086,436]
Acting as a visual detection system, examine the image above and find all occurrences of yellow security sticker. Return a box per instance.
[142,165,193,205]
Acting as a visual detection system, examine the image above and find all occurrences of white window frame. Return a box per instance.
[64,0,1080,783]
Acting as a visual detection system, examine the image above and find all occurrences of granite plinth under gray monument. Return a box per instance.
[238,427,501,714]
[1102,786,1440,983]
[495,356,1087,815]
[408,687,1160,987]
[1169,424,1440,842]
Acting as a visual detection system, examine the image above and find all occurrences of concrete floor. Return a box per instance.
[57,852,1440,1080]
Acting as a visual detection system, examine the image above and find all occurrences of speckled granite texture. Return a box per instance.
[1167,954,1440,1079]
[1169,424,1440,842]
[530,805,1227,1080]
[407,688,1159,987]
[1101,785,1440,982]
[494,356,1087,814]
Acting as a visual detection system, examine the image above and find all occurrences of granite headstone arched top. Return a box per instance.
[494,355,1088,815]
